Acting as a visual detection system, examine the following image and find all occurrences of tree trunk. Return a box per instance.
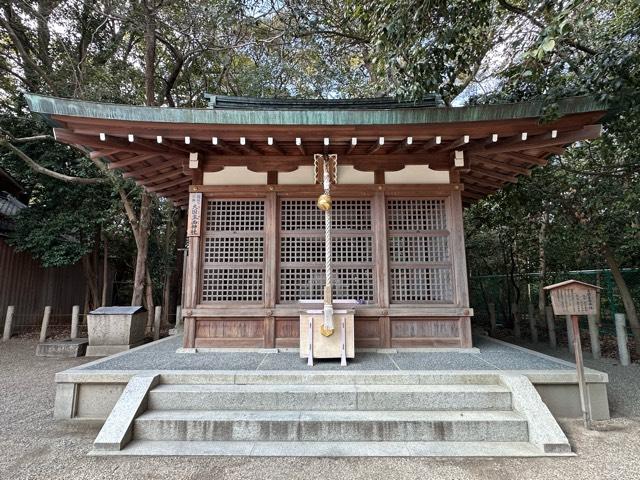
[81,255,100,310]
[131,191,152,305]
[603,244,639,348]
[130,3,157,308]
[144,4,157,107]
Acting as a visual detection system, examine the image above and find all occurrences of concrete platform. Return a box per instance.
[53,335,610,423]
[36,338,88,357]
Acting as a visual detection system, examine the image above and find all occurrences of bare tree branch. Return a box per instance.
[0,140,105,184]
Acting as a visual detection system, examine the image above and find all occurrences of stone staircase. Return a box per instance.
[91,372,572,456]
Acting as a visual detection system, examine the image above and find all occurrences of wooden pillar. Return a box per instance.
[449,176,472,347]
[263,191,277,348]
[373,190,391,348]
[183,188,203,349]
[449,180,470,308]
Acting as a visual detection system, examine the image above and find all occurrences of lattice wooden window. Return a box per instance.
[387,199,453,303]
[201,199,264,303]
[279,199,375,304]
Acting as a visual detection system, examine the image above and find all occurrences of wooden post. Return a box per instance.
[263,191,277,348]
[2,305,15,341]
[571,314,592,429]
[153,306,162,341]
[566,314,575,354]
[39,306,51,343]
[614,313,631,366]
[183,190,203,349]
[70,305,80,339]
[528,303,538,343]
[373,191,390,348]
[488,303,497,336]
[587,314,601,360]
[512,302,521,339]
[545,306,557,348]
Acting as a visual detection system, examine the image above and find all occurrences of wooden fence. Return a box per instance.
[0,237,87,333]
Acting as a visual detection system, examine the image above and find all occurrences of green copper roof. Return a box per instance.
[25,94,606,126]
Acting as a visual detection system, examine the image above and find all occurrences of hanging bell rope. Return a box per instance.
[318,153,334,337]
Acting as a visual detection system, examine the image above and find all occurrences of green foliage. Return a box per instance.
[349,0,496,102]
[0,113,115,267]
[465,0,640,306]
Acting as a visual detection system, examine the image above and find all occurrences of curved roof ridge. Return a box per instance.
[203,94,445,110]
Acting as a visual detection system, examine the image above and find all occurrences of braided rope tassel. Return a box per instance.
[322,154,334,334]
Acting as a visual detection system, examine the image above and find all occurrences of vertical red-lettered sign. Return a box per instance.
[187,192,203,237]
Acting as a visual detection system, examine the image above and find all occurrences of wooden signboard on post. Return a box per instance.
[546,279,599,316]
[544,279,602,430]
[187,192,203,237]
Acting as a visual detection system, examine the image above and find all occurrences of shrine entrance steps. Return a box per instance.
[90,371,573,457]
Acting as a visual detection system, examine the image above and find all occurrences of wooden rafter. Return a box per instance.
[470,154,532,176]
[107,153,162,170]
[471,125,601,155]
[496,152,548,166]
[146,175,192,193]
[136,168,184,186]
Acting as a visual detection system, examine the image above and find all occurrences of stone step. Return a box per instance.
[148,383,512,411]
[159,371,502,386]
[92,440,562,457]
[133,410,529,442]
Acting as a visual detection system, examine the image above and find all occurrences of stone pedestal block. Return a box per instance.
[36,338,88,357]
[86,306,146,357]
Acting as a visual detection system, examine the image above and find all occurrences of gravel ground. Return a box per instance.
[1,338,639,480]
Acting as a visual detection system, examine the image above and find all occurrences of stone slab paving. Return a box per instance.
[78,335,574,372]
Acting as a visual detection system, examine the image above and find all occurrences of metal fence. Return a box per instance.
[470,268,640,336]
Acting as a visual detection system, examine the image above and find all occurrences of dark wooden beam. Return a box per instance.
[267,139,285,155]
[542,146,565,155]
[388,137,413,154]
[471,125,601,155]
[469,166,518,183]
[470,154,532,176]
[367,138,384,154]
[412,136,441,153]
[146,175,192,193]
[136,168,186,186]
[441,135,470,152]
[465,171,509,188]
[296,138,306,155]
[496,152,548,166]
[461,190,484,200]
[123,158,182,178]
[108,153,162,169]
